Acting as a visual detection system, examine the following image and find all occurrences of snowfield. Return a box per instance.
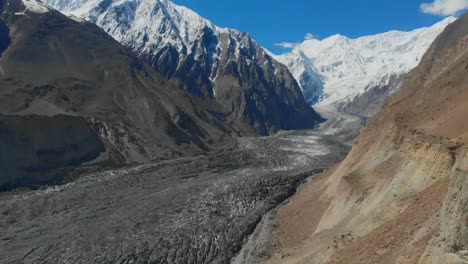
[17,0,49,14]
[274,17,456,107]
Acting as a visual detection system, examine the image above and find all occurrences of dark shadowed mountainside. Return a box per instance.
[0,0,244,189]
[44,0,323,135]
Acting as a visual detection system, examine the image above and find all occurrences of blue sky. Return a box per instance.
[171,0,464,54]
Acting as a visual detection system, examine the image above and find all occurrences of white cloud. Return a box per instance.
[274,33,316,49]
[273,42,299,49]
[304,33,315,40]
[274,33,317,49]
[421,0,468,16]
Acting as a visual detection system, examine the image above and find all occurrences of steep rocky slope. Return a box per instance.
[0,114,105,190]
[275,17,455,116]
[0,0,243,190]
[44,0,322,135]
[339,73,403,119]
[241,13,468,264]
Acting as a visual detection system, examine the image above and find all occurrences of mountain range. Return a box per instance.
[45,0,456,121]
[1,0,459,192]
[2,0,455,190]
[44,0,322,135]
[0,0,326,189]
[274,16,456,117]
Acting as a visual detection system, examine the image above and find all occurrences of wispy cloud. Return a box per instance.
[274,33,317,49]
[421,0,468,16]
[273,42,299,49]
[304,33,315,40]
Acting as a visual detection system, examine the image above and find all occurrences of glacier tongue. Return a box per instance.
[274,16,457,108]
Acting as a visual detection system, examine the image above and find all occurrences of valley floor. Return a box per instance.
[0,124,350,263]
[313,104,365,145]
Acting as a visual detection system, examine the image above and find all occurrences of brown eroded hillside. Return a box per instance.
[260,13,468,264]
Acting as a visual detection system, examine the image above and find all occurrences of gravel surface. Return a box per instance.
[0,130,348,264]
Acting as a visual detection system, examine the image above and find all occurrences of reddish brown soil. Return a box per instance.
[275,169,335,248]
[325,178,450,264]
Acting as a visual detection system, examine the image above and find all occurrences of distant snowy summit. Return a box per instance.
[274,16,456,111]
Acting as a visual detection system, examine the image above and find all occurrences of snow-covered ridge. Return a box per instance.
[274,16,457,107]
[19,0,50,14]
[43,0,277,93]
[44,0,253,61]
[43,0,320,136]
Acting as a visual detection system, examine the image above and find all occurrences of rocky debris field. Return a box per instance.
[0,130,348,264]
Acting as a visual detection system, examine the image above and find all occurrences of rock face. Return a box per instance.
[0,115,105,191]
[245,13,468,264]
[0,0,245,189]
[274,50,324,105]
[339,73,404,119]
[43,0,322,135]
[274,17,455,115]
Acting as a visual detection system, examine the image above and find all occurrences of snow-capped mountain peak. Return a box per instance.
[274,16,457,107]
[46,0,239,58]
[45,0,267,76]
[44,0,321,135]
